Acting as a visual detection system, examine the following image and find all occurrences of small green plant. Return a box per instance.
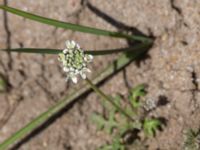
[184,129,200,150]
[91,85,162,149]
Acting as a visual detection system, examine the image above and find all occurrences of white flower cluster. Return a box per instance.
[58,40,93,83]
[143,98,157,111]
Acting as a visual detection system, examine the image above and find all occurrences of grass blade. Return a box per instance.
[1,48,61,54]
[0,43,150,150]
[0,44,149,55]
[0,5,152,43]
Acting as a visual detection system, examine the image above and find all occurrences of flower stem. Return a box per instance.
[85,78,134,122]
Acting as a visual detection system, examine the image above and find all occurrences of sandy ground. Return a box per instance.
[0,0,200,150]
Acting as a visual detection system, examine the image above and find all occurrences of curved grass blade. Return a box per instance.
[0,44,149,55]
[0,44,150,150]
[0,5,152,44]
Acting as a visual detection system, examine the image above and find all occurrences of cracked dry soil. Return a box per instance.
[0,0,200,150]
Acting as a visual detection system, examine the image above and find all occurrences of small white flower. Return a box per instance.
[58,40,93,83]
[63,49,68,54]
[63,67,69,72]
[82,67,91,73]
[71,76,78,84]
[88,55,93,60]
[80,72,86,79]
[84,54,93,62]
[143,98,157,111]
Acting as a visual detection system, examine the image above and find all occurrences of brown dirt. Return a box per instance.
[0,0,200,150]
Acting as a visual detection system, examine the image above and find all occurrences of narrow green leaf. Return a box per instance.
[0,44,149,55]
[0,48,61,54]
[0,5,152,43]
[0,43,149,150]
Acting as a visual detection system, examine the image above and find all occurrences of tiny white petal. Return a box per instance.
[80,72,86,79]
[88,55,93,60]
[84,54,93,62]
[85,68,91,73]
[71,40,76,46]
[69,67,74,71]
[76,44,80,49]
[82,63,86,67]
[68,49,73,53]
[84,57,87,61]
[62,61,67,66]
[63,67,69,72]
[71,76,78,84]
[65,41,70,47]
[63,49,68,54]
[75,69,79,74]
[82,68,91,73]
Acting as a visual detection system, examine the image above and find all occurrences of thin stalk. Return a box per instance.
[85,78,134,122]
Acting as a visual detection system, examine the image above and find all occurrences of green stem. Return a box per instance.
[85,78,134,122]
